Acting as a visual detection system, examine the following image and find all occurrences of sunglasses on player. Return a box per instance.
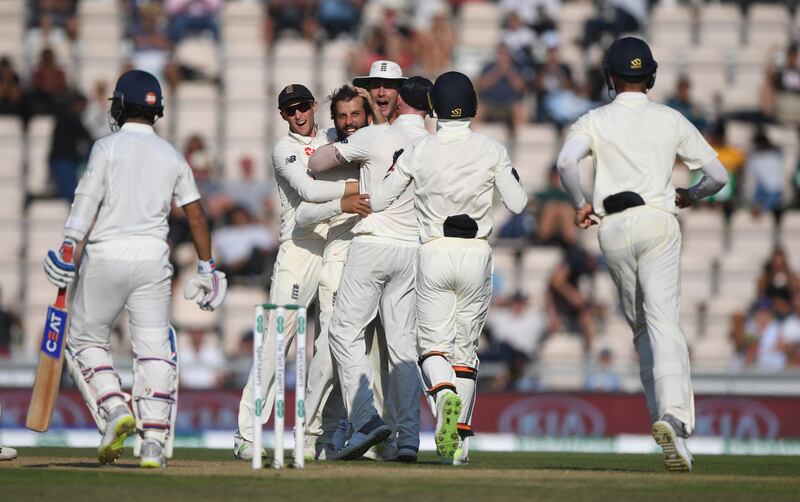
[282,101,313,115]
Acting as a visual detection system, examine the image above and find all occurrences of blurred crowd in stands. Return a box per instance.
[2,0,800,390]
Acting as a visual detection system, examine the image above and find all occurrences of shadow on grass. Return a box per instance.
[28,461,140,469]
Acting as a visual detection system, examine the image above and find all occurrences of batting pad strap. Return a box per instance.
[418,351,449,367]
[141,421,170,430]
[457,423,474,439]
[427,382,456,396]
[453,365,477,380]
[137,356,177,368]
[96,391,127,406]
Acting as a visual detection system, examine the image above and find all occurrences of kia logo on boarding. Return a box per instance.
[694,398,780,439]
[498,396,606,437]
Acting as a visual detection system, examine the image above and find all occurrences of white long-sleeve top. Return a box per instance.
[371,120,528,244]
[557,92,721,217]
[271,127,345,242]
[64,122,200,245]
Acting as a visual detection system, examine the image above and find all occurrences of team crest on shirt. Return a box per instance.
[285,155,296,165]
[304,147,315,156]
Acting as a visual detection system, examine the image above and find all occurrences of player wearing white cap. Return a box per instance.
[234,84,360,460]
[42,70,227,468]
[555,38,728,472]
[370,72,528,465]
[295,85,372,460]
[309,74,434,462]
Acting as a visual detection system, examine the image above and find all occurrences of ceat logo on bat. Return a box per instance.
[145,92,157,105]
[304,147,315,156]
[40,307,68,360]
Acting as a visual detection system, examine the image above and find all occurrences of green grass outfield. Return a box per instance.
[2,448,799,501]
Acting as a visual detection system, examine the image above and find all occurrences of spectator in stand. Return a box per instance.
[501,12,536,78]
[317,0,363,40]
[28,47,68,116]
[49,93,93,201]
[412,8,456,77]
[762,43,800,124]
[690,121,745,216]
[213,205,277,281]
[265,0,317,45]
[755,294,800,371]
[222,156,274,222]
[666,77,709,133]
[0,57,24,117]
[533,164,577,245]
[546,244,598,350]
[83,80,112,139]
[533,33,595,126]
[165,0,222,42]
[747,129,784,218]
[180,329,226,389]
[585,348,621,391]
[729,312,758,369]
[131,4,174,82]
[184,134,219,198]
[0,287,22,357]
[475,44,527,130]
[484,291,547,361]
[27,0,79,41]
[581,0,648,51]
[757,248,800,305]
[499,0,559,35]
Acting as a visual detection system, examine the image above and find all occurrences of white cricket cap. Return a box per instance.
[352,60,406,88]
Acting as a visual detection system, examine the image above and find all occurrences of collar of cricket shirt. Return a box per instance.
[121,122,155,134]
[394,113,424,130]
[614,92,650,104]
[287,126,319,145]
[436,118,471,141]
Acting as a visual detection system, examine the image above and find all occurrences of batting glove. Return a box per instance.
[183,259,228,311]
[43,239,76,289]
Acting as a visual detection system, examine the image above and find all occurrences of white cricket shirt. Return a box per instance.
[334,114,429,242]
[272,128,345,242]
[371,120,528,244]
[567,92,718,217]
[68,122,200,244]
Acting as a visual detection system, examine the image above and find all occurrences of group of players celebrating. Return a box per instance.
[37,37,726,472]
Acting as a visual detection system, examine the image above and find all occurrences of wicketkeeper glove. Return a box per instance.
[43,239,76,289]
[183,259,228,311]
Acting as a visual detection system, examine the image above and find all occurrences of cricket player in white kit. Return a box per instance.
[0,402,17,460]
[295,86,372,459]
[234,84,360,460]
[371,72,528,464]
[308,75,434,462]
[43,70,228,468]
[555,38,728,472]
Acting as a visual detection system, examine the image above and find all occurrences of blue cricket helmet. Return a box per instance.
[109,70,164,130]
[431,71,477,120]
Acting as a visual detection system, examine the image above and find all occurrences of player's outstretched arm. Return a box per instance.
[369,147,413,212]
[273,146,349,203]
[295,194,372,227]
[494,148,528,215]
[183,200,227,311]
[308,144,346,173]
[556,135,597,228]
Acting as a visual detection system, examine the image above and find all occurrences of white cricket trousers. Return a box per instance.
[328,235,420,449]
[416,238,491,393]
[237,238,323,442]
[66,238,174,443]
[598,205,695,433]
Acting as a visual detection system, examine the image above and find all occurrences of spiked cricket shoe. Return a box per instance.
[652,416,693,472]
[335,417,391,461]
[434,391,462,464]
[97,406,136,465]
[140,438,166,468]
[233,430,266,460]
[0,446,17,461]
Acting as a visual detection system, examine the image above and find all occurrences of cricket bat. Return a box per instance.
[26,243,74,432]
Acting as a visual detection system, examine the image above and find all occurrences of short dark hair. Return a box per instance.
[612,71,651,84]
[328,85,372,121]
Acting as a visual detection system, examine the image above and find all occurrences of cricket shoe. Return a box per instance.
[396,445,419,463]
[97,406,136,465]
[334,416,391,461]
[363,438,397,461]
[140,439,166,468]
[434,391,462,464]
[303,434,335,461]
[233,429,266,460]
[652,414,693,472]
[453,436,470,466]
[0,446,17,461]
